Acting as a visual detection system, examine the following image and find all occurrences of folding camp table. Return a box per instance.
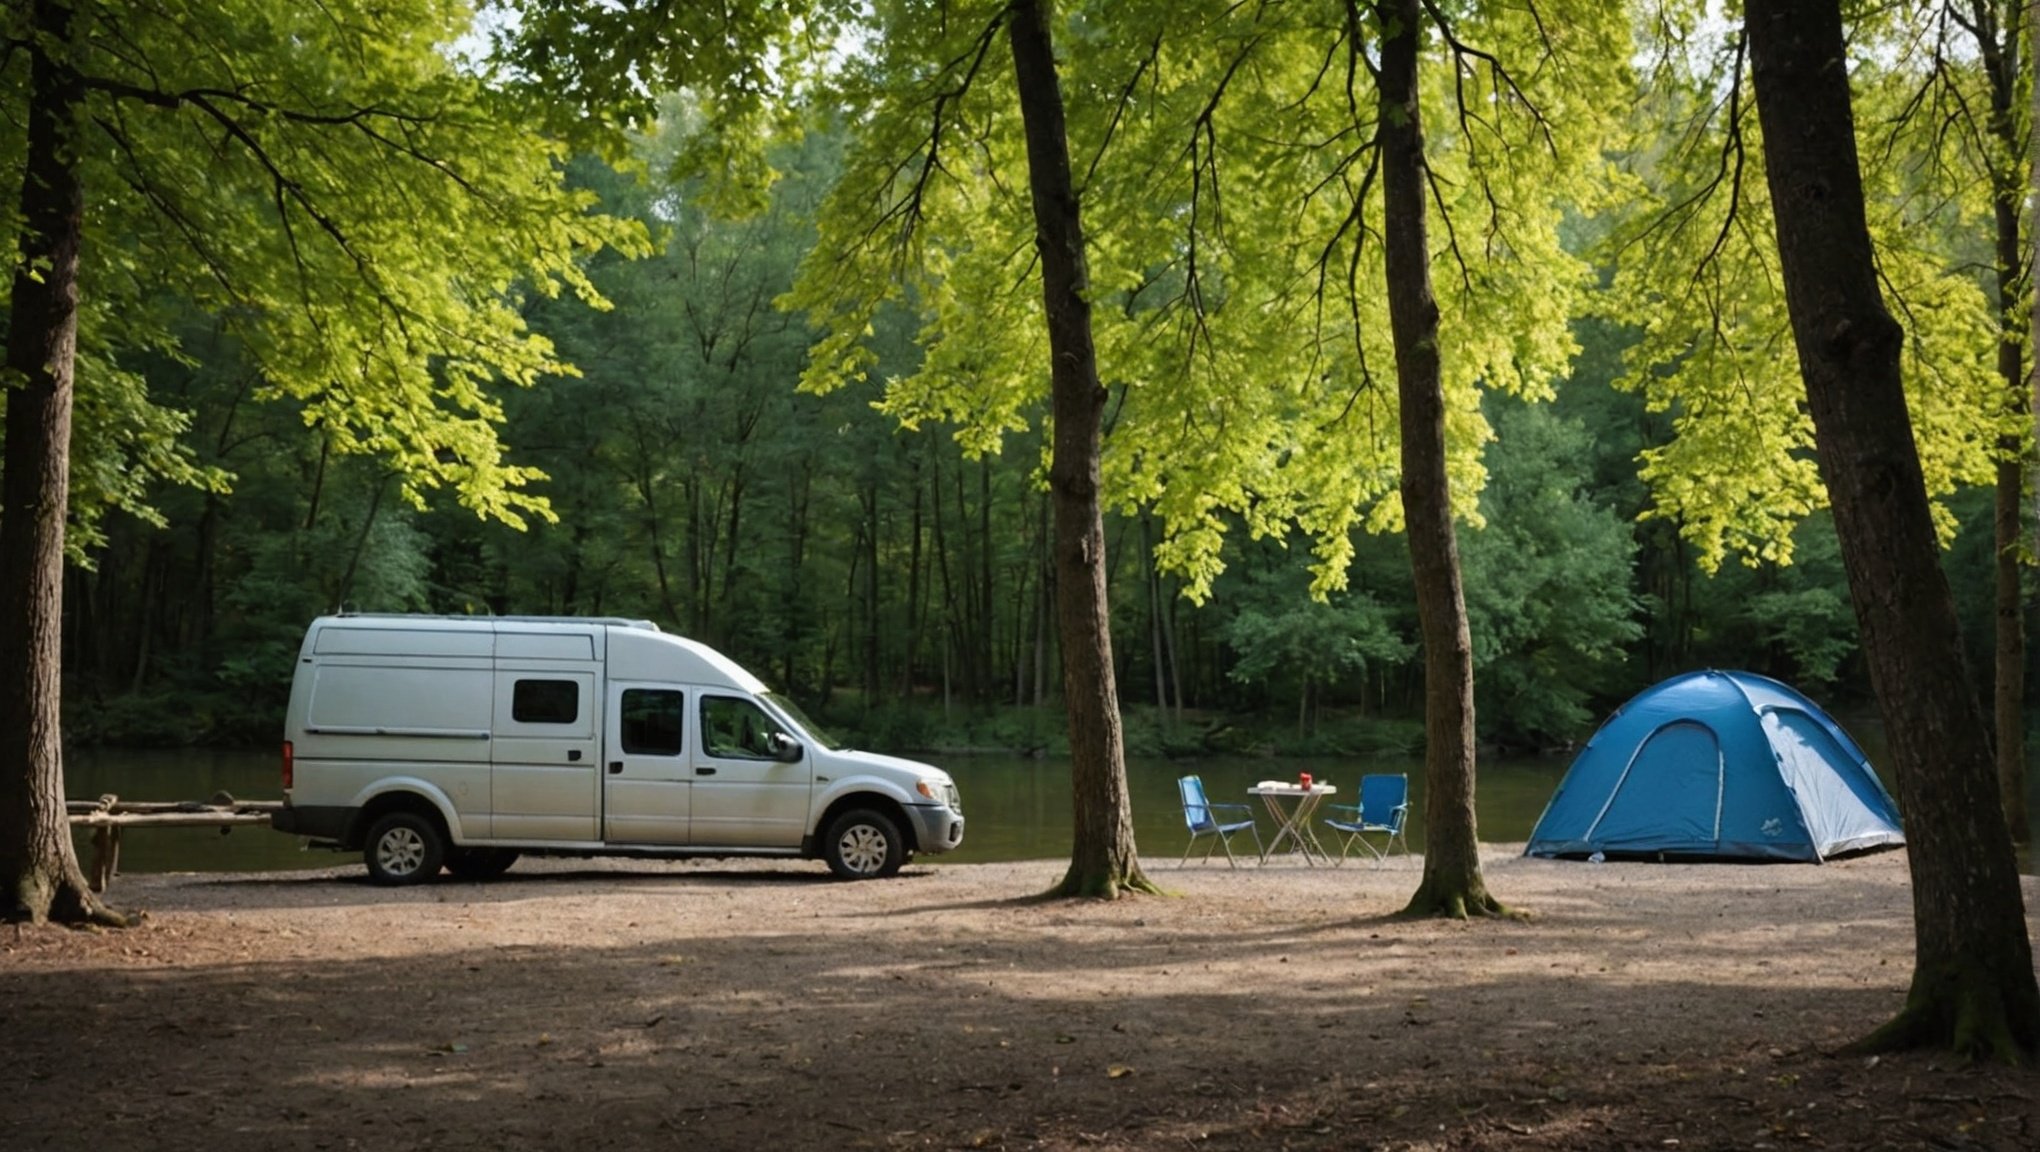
[1249,783,1337,866]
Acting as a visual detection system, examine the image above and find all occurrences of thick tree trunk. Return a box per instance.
[1979,0,2030,846]
[1993,329,2029,848]
[0,1,126,926]
[1008,0,1154,899]
[2031,0,2040,847]
[1371,0,1502,920]
[1747,0,2039,1063]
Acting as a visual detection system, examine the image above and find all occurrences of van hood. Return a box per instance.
[827,747,951,784]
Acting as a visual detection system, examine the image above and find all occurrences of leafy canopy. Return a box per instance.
[1,0,645,552]
[786,0,1631,601]
[1598,6,2005,571]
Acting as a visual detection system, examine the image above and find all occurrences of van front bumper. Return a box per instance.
[906,805,965,855]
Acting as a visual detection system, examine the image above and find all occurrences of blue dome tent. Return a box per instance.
[1525,670,1903,862]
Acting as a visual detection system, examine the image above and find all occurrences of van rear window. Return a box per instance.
[512,679,580,724]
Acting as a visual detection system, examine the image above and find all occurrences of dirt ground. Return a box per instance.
[3,846,2037,1152]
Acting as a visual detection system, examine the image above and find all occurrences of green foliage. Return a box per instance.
[2,0,646,543]
[1461,398,1644,744]
[787,0,1632,599]
[34,2,2023,763]
[482,0,832,202]
[1221,569,1412,701]
[1599,10,2005,570]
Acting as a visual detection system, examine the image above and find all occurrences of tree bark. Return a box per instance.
[1008,0,1154,898]
[860,478,880,698]
[1977,0,2030,846]
[2030,0,2040,847]
[0,0,126,926]
[1747,0,2039,1062]
[1370,0,1503,920]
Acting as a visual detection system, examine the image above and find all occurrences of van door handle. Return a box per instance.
[608,761,623,774]
[695,767,717,776]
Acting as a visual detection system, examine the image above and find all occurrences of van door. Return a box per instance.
[691,693,812,848]
[602,684,691,845]
[490,669,599,841]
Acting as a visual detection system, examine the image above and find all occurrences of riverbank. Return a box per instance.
[4,848,2036,1151]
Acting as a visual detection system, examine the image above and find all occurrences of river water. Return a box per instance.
[63,730,2040,876]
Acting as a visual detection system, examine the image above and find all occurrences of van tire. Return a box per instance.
[364,812,445,886]
[822,808,904,880]
[444,848,520,881]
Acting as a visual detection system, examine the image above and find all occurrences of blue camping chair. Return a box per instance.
[1178,775,1263,868]
[1324,773,1410,866]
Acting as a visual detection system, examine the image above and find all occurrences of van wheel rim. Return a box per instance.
[838,826,888,874]
[378,828,427,876]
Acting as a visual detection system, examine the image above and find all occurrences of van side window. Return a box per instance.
[700,696,775,759]
[620,689,685,756]
[512,679,580,724]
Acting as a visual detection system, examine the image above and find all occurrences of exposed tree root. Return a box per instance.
[1399,878,1513,921]
[1842,959,2040,1066]
[1045,866,1165,900]
[7,869,131,928]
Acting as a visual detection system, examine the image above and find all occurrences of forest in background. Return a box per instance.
[51,105,2014,759]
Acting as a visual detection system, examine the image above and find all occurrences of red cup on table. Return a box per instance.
[1299,772,1313,790]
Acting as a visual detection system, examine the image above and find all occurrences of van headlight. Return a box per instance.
[916,779,961,811]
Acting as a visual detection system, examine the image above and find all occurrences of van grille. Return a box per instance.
[945,783,962,813]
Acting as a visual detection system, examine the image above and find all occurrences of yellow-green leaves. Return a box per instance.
[1602,14,2005,571]
[790,0,1630,600]
[15,0,647,537]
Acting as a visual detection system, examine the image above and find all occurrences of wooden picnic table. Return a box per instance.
[66,795,282,892]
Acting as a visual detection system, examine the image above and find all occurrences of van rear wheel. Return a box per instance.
[823,808,904,880]
[364,812,445,886]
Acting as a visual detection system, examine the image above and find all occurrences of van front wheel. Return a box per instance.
[364,812,445,886]
[823,809,904,880]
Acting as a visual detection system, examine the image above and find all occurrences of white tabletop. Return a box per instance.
[1248,783,1337,796]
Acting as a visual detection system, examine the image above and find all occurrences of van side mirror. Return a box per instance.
[767,732,803,763]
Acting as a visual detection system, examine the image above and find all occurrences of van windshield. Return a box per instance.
[762,692,846,751]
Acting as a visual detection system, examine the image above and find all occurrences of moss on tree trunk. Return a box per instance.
[1845,954,2040,1064]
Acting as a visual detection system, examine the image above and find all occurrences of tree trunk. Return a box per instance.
[900,457,924,696]
[860,478,880,698]
[1008,0,1155,899]
[978,458,995,700]
[2030,0,2040,847]
[1976,0,2031,846]
[781,461,812,691]
[1034,488,1052,707]
[720,468,746,625]
[1373,0,1503,919]
[0,1,126,926]
[1747,0,2040,1063]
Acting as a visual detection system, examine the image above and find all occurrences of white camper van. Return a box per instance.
[273,614,964,884]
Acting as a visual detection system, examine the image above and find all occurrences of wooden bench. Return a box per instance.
[66,795,282,892]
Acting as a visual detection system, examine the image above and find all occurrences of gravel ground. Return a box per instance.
[3,845,2037,1151]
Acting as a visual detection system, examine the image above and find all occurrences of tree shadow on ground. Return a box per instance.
[5,857,2034,1152]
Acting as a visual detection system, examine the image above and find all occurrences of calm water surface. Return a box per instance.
[63,732,2040,876]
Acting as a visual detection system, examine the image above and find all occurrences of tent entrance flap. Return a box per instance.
[1585,721,1724,852]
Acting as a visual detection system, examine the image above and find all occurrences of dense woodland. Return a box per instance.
[45,117,2010,759]
[5,0,2037,1057]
